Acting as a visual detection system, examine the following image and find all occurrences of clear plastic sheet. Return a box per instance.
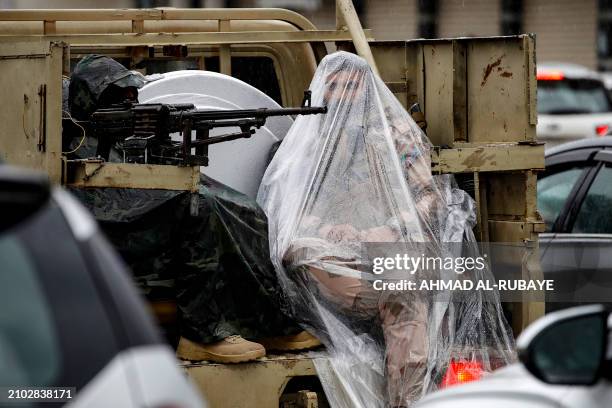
[257,51,515,407]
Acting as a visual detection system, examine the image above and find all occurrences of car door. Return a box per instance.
[0,194,136,407]
[539,150,612,312]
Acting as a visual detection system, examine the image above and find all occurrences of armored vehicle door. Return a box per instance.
[370,36,545,333]
[0,40,66,183]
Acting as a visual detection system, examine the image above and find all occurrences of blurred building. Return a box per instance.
[218,0,605,71]
[2,0,610,70]
[297,0,600,71]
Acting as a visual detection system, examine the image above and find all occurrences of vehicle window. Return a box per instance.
[572,165,612,233]
[537,166,585,231]
[0,203,120,390]
[136,58,200,73]
[205,56,283,104]
[72,55,283,105]
[538,79,612,114]
[0,236,60,388]
[231,57,282,105]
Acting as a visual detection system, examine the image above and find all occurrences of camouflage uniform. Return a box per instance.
[66,55,301,344]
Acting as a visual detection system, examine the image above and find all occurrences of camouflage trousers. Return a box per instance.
[70,175,301,344]
[294,266,429,406]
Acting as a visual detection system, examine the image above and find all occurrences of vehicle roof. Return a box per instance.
[600,71,612,89]
[546,136,612,157]
[538,62,601,81]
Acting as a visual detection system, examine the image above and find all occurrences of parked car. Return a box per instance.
[416,304,612,407]
[0,164,205,407]
[537,62,612,147]
[538,137,612,312]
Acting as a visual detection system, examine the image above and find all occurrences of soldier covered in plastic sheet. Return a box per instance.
[257,51,516,407]
[65,55,321,363]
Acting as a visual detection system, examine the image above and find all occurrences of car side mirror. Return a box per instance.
[517,305,609,386]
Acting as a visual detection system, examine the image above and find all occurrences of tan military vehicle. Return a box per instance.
[0,1,544,406]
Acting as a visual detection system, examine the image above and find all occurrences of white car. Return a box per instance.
[416,305,612,408]
[537,62,612,148]
[0,165,205,408]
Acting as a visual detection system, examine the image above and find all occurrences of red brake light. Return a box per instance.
[537,70,564,81]
[596,125,609,136]
[440,360,484,388]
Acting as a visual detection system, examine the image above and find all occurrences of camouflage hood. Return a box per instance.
[68,55,145,120]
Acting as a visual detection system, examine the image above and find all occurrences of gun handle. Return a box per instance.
[96,136,113,161]
[196,128,209,159]
[181,119,192,160]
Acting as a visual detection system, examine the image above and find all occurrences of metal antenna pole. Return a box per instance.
[335,0,380,76]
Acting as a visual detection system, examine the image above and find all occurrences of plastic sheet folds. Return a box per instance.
[257,51,515,407]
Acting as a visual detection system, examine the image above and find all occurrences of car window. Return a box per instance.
[0,236,60,388]
[0,202,120,391]
[537,166,585,231]
[538,78,612,114]
[572,165,612,233]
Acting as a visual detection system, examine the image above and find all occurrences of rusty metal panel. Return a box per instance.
[404,35,537,145]
[525,35,538,126]
[467,37,534,143]
[524,170,540,222]
[431,143,544,174]
[183,354,318,408]
[474,172,489,242]
[488,219,540,241]
[218,20,232,76]
[486,170,543,219]
[366,38,545,331]
[423,43,454,147]
[370,41,408,108]
[0,40,64,183]
[452,41,467,142]
[0,30,374,47]
[404,41,424,110]
[64,161,200,192]
[371,35,544,332]
[0,8,319,32]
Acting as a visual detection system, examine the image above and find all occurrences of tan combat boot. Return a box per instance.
[176,335,265,363]
[258,331,322,352]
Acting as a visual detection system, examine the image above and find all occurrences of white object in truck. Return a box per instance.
[139,70,293,198]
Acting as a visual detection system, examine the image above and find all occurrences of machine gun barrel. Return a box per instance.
[184,106,327,123]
